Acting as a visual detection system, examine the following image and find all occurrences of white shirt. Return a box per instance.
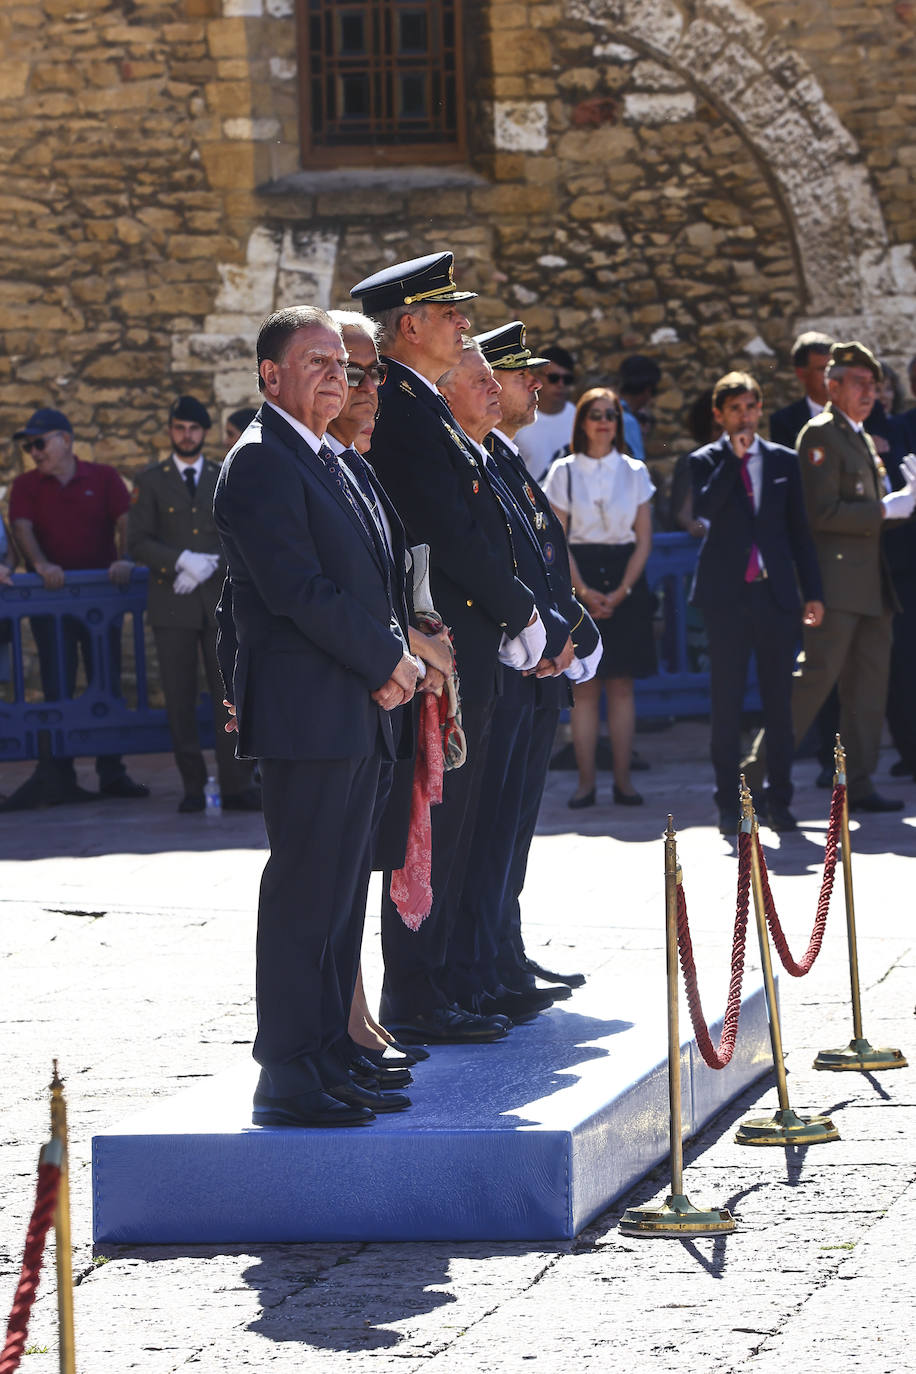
[806,396,825,420]
[325,433,395,559]
[171,453,204,483]
[543,449,654,544]
[264,401,324,455]
[515,403,576,484]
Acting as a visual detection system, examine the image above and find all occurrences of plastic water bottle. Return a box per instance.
[204,775,221,818]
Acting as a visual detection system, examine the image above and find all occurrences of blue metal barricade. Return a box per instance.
[0,570,214,763]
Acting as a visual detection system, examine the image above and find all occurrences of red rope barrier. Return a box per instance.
[0,1161,61,1374]
[676,831,752,1070]
[755,782,845,977]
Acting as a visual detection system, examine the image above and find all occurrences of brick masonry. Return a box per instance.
[1,0,914,500]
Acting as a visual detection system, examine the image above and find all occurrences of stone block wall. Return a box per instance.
[1,0,914,506]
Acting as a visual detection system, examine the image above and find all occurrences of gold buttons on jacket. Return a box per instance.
[466,599,474,607]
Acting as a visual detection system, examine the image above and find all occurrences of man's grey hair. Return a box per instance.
[374,302,429,352]
[329,309,381,346]
[437,337,483,391]
[256,306,342,392]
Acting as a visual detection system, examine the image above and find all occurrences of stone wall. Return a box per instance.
[1,0,914,507]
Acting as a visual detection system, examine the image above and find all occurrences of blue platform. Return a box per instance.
[93,977,773,1244]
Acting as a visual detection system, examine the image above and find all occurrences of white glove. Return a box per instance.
[173,570,198,595]
[900,453,916,493]
[176,549,221,584]
[565,639,604,685]
[882,488,915,521]
[497,608,547,672]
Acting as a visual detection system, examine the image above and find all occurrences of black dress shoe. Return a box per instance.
[359,1045,418,1069]
[718,809,736,836]
[848,792,905,813]
[252,1089,374,1127]
[222,786,262,811]
[524,958,586,990]
[388,1039,430,1061]
[481,986,556,1020]
[765,805,798,833]
[178,793,205,814]
[889,758,915,779]
[815,765,834,790]
[327,1079,411,1113]
[386,1005,509,1044]
[347,1056,413,1089]
[613,784,643,806]
[568,788,596,809]
[100,775,150,799]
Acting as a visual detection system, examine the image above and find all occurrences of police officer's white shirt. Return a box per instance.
[543,448,655,545]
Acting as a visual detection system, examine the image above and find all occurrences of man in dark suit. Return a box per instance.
[214,305,419,1127]
[690,371,824,833]
[350,251,545,1044]
[769,331,834,450]
[129,395,257,813]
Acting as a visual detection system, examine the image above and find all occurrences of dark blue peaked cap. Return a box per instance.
[474,321,550,371]
[350,251,478,316]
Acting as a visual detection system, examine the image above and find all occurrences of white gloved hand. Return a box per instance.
[173,570,198,595]
[882,488,916,521]
[899,453,916,493]
[565,639,604,685]
[498,608,547,672]
[176,549,221,584]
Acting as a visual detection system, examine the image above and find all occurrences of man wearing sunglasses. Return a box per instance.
[514,345,577,484]
[5,407,148,808]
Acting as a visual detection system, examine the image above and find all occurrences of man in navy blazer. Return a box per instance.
[214,306,420,1128]
[769,332,833,450]
[690,371,824,833]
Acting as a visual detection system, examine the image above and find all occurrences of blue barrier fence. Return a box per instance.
[0,537,759,763]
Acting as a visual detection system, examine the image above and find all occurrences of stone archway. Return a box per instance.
[567,0,916,351]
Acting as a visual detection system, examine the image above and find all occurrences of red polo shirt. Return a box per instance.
[9,458,130,570]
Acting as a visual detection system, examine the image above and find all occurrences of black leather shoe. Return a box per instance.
[475,990,538,1024]
[386,1005,509,1044]
[327,1079,411,1113]
[718,809,736,836]
[347,1056,413,1089]
[524,958,586,990]
[613,784,643,806]
[178,793,205,814]
[848,792,905,813]
[765,805,798,833]
[100,775,150,799]
[222,786,262,811]
[388,1039,430,1061]
[359,1045,418,1070]
[483,986,556,1018]
[889,758,915,778]
[815,765,834,789]
[568,788,596,809]
[252,1089,374,1127]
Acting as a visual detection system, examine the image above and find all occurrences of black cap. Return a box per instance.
[474,321,550,371]
[227,407,258,432]
[350,251,478,316]
[828,341,881,381]
[168,395,212,429]
[13,407,73,441]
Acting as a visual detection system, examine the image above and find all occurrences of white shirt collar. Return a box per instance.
[171,453,205,478]
[836,408,864,434]
[473,439,490,466]
[491,427,520,456]
[324,434,349,458]
[265,401,325,454]
[806,396,825,417]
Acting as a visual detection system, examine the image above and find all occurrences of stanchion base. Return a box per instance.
[735,1107,839,1147]
[813,1038,908,1072]
[619,1193,735,1238]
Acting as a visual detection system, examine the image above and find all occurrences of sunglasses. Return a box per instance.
[586,409,618,422]
[546,371,574,385]
[21,433,60,453]
[345,361,388,388]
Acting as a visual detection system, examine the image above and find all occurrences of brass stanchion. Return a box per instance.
[620,816,735,1236]
[49,1062,76,1374]
[735,781,839,1146]
[814,738,908,1072]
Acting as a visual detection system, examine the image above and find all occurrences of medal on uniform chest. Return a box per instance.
[855,478,865,495]
[534,511,547,530]
[472,479,479,494]
[543,541,556,565]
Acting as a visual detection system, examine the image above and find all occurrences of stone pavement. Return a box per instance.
[1,722,913,1372]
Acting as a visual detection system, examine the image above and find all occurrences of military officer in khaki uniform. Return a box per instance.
[129,395,258,812]
[745,343,916,810]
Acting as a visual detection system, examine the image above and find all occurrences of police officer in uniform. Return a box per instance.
[350,251,546,1044]
[744,343,916,811]
[129,395,258,812]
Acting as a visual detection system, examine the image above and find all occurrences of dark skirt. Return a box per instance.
[572,542,657,680]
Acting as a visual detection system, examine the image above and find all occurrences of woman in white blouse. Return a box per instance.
[543,387,655,808]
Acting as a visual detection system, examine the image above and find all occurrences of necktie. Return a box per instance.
[739,454,761,582]
[316,442,375,547]
[183,467,196,500]
[340,448,393,565]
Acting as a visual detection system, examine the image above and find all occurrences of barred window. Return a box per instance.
[298,1,466,166]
